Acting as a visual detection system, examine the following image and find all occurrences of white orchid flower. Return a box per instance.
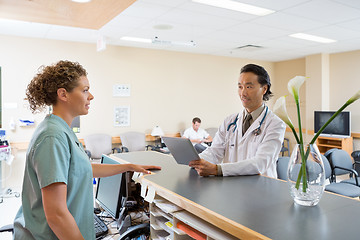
[274,96,300,144]
[287,76,306,102]
[347,89,360,104]
[273,96,294,128]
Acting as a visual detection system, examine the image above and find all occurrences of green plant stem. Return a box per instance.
[296,101,350,192]
[310,102,350,144]
[294,99,308,192]
[290,127,300,144]
[296,100,304,146]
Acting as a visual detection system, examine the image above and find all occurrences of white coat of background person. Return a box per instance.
[189,64,286,178]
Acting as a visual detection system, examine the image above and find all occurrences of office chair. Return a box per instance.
[276,157,290,180]
[0,224,14,238]
[277,155,360,198]
[119,132,153,152]
[351,150,360,175]
[84,134,121,160]
[322,153,360,198]
[325,149,360,187]
[280,137,290,156]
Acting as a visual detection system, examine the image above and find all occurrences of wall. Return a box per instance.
[273,58,306,150]
[330,50,360,150]
[0,35,274,187]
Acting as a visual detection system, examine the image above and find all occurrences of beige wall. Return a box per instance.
[273,58,306,150]
[0,34,274,187]
[330,50,360,132]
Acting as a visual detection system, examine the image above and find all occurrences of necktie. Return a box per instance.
[242,114,252,135]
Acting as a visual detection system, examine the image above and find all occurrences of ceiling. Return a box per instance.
[1,0,360,62]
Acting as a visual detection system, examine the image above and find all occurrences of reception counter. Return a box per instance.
[111,151,360,240]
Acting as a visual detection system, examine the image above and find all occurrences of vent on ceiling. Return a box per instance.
[234,44,263,52]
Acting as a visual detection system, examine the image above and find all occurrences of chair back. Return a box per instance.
[84,134,112,159]
[280,137,290,156]
[205,127,218,138]
[120,132,146,152]
[327,149,353,175]
[277,157,290,180]
[321,155,332,180]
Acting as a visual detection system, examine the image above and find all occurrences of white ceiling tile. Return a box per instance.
[177,2,258,21]
[156,8,240,29]
[121,1,172,19]
[236,0,312,11]
[305,25,360,41]
[226,22,291,39]
[136,20,216,39]
[283,0,360,24]
[105,15,152,28]
[336,18,360,32]
[332,0,360,10]
[251,12,327,32]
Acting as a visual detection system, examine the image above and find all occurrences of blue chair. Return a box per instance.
[277,157,290,180]
[280,138,290,156]
[323,150,360,198]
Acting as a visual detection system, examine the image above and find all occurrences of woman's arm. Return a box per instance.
[42,182,84,240]
[92,163,161,178]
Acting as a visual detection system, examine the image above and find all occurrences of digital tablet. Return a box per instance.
[162,137,200,165]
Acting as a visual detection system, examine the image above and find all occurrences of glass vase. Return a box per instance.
[287,143,325,206]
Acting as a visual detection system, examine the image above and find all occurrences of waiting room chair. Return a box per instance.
[119,132,153,152]
[0,224,13,237]
[276,154,360,198]
[276,156,290,180]
[322,152,360,198]
[280,137,290,156]
[84,134,120,160]
[351,150,360,175]
[326,149,360,187]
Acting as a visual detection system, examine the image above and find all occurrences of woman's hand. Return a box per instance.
[130,164,161,174]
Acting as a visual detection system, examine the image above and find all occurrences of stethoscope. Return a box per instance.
[226,106,268,136]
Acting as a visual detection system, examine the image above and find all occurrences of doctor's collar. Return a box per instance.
[243,104,266,122]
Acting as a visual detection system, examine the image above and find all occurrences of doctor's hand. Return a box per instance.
[189,159,217,177]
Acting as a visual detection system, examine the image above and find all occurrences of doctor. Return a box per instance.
[189,64,286,178]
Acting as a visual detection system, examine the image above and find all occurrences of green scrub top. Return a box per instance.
[13,114,95,240]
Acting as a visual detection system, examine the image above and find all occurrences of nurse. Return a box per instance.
[189,64,286,178]
[13,61,161,240]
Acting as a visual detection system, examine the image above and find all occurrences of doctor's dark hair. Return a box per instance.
[240,64,273,101]
[26,60,87,113]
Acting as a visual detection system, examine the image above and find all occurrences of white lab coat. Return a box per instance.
[199,108,286,178]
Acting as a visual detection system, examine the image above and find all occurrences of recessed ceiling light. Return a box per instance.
[192,0,274,16]
[153,24,173,30]
[289,33,336,43]
[120,36,152,43]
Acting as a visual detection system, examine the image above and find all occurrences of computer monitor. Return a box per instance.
[95,155,128,219]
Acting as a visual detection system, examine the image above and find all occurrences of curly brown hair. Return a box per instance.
[26,60,87,113]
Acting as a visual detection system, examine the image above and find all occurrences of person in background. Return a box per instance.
[189,64,286,178]
[183,117,213,153]
[13,60,161,240]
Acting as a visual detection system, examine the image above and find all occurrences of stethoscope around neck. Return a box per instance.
[226,106,268,136]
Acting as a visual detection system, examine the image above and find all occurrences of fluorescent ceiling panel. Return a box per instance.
[289,33,336,43]
[192,0,274,16]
